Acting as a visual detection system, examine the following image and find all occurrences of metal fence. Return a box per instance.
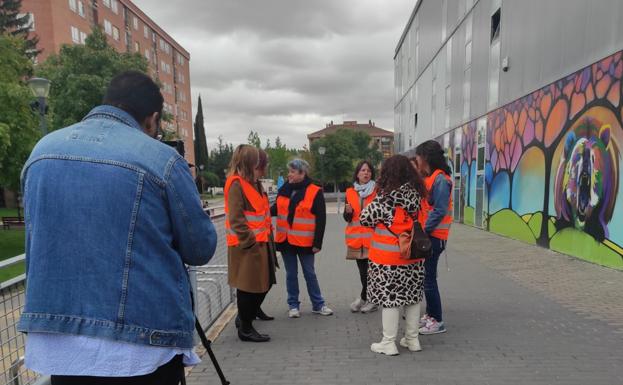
[0,210,231,385]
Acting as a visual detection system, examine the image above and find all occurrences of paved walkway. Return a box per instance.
[188,215,623,385]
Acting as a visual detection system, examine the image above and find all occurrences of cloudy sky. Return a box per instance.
[133,0,414,149]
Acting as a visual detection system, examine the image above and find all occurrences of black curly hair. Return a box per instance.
[377,155,426,196]
[414,140,451,176]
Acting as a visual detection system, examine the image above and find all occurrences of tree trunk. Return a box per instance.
[537,151,552,248]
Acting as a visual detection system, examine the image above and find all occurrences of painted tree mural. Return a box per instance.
[442,50,623,269]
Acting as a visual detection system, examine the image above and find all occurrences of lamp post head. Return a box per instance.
[28,77,51,98]
[318,146,326,155]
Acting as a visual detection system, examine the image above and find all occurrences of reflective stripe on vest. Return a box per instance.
[224,176,271,246]
[344,187,376,249]
[275,184,321,247]
[418,170,453,240]
[368,206,418,266]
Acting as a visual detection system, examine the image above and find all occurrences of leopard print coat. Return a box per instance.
[360,183,425,308]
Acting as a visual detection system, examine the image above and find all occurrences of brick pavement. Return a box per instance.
[187,215,623,385]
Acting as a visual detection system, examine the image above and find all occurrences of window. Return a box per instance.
[18,13,35,31]
[111,0,119,14]
[441,0,447,42]
[144,25,149,38]
[176,53,185,66]
[71,26,80,43]
[102,0,110,8]
[80,31,87,44]
[463,14,473,120]
[112,26,119,41]
[144,49,150,60]
[133,16,138,30]
[491,8,501,43]
[78,1,85,17]
[104,19,112,35]
[465,40,472,67]
[69,0,77,12]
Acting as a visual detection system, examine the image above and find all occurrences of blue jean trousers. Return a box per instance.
[282,250,325,311]
[424,237,446,322]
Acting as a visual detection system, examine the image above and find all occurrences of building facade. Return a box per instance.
[394,0,623,269]
[20,0,194,166]
[308,120,395,159]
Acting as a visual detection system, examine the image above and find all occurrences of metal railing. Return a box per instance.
[0,211,232,385]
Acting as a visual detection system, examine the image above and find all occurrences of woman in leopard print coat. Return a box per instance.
[360,155,427,356]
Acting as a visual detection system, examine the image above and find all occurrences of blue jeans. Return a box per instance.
[282,250,325,311]
[424,237,446,322]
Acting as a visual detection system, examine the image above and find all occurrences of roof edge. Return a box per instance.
[394,0,423,59]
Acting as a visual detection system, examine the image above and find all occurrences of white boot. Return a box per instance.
[400,303,422,352]
[371,307,400,356]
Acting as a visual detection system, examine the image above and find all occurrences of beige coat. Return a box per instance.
[227,180,277,293]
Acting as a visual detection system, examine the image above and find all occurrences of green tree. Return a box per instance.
[207,135,233,186]
[310,129,383,191]
[37,27,148,132]
[0,35,38,191]
[0,0,39,56]
[247,130,261,148]
[266,136,297,181]
[193,95,208,169]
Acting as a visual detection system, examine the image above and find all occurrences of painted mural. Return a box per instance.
[440,50,623,269]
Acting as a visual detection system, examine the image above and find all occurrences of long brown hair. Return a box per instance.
[377,155,426,196]
[228,144,259,183]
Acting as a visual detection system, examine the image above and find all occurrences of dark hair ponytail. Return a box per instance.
[415,140,451,176]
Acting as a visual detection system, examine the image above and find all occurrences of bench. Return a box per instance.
[1,216,24,230]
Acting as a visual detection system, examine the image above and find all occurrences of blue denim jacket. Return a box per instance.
[18,105,217,349]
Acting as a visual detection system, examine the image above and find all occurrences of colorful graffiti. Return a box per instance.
[441,50,623,269]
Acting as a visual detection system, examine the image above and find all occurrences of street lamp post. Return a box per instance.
[27,77,51,136]
[318,146,326,189]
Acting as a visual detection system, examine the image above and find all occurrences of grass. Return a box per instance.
[0,229,26,282]
[0,208,20,217]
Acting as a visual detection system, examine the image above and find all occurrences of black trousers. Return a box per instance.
[51,354,184,385]
[356,259,369,301]
[237,289,268,325]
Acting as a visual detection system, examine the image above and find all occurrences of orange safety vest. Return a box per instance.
[344,187,376,249]
[369,206,420,266]
[224,175,271,246]
[418,169,453,240]
[275,184,321,247]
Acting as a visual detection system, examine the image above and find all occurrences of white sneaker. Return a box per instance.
[288,308,301,318]
[399,337,422,352]
[350,298,364,312]
[419,314,432,328]
[360,302,378,313]
[312,305,333,316]
[371,341,399,356]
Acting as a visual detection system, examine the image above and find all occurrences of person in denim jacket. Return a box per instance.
[18,71,217,385]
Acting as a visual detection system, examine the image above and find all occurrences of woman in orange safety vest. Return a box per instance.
[360,155,427,356]
[343,160,378,314]
[225,145,275,342]
[412,140,453,336]
[270,159,333,318]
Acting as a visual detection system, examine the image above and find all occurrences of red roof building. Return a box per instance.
[308,120,394,159]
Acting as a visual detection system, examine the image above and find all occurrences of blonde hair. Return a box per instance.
[228,145,259,183]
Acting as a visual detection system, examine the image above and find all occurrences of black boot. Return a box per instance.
[238,321,270,342]
[235,315,241,329]
[256,308,274,321]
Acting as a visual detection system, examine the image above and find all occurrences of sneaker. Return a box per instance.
[312,305,333,316]
[350,297,365,312]
[288,308,301,318]
[419,314,432,328]
[419,318,446,335]
[360,302,378,313]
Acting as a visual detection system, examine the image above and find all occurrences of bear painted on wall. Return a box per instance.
[554,117,620,242]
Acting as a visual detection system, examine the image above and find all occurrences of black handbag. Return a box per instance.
[388,219,432,260]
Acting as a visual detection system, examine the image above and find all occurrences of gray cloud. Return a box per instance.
[133,0,414,148]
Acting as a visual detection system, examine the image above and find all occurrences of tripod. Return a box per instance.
[181,318,230,385]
